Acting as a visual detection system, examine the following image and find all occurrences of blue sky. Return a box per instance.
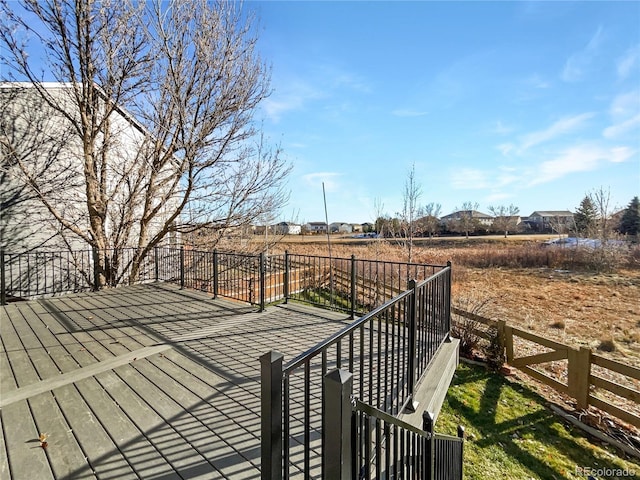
[249,1,640,224]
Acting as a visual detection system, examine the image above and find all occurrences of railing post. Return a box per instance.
[1,250,6,306]
[212,249,219,299]
[260,351,284,480]
[568,346,591,410]
[457,425,465,479]
[407,278,418,408]
[283,251,289,304]
[445,261,452,333]
[350,254,356,319]
[323,369,353,480]
[423,411,435,480]
[154,247,159,282]
[259,252,266,312]
[92,247,100,291]
[179,246,185,289]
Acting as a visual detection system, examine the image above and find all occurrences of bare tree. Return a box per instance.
[451,201,480,239]
[488,204,520,238]
[0,0,290,286]
[417,202,442,239]
[396,163,422,262]
[590,186,615,242]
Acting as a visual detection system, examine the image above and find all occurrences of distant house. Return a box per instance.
[440,210,494,227]
[273,222,301,235]
[329,222,353,234]
[525,211,574,233]
[351,223,363,233]
[361,222,375,233]
[305,222,328,234]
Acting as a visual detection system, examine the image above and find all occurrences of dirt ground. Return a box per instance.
[454,266,640,365]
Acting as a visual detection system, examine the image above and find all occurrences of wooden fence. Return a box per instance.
[452,307,640,429]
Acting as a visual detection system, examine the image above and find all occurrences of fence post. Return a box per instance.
[324,369,353,480]
[283,251,289,304]
[406,279,418,411]
[1,250,6,306]
[350,255,356,319]
[154,247,159,282]
[505,325,514,363]
[568,346,591,410]
[423,411,435,480]
[212,249,219,299]
[259,252,266,312]
[179,246,185,289]
[260,351,284,480]
[496,319,507,364]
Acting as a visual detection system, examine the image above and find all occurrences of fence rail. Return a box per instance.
[452,307,640,429]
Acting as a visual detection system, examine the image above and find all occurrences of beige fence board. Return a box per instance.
[519,366,569,394]
[590,375,640,403]
[592,354,640,381]
[589,396,640,429]
[511,327,568,351]
[510,349,567,368]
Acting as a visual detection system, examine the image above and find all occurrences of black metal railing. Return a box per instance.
[1,247,448,313]
[286,253,444,317]
[352,399,464,480]
[260,266,453,479]
[0,249,94,301]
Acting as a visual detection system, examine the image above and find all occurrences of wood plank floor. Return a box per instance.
[0,283,351,480]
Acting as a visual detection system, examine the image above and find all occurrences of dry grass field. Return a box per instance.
[270,234,640,437]
[272,235,640,367]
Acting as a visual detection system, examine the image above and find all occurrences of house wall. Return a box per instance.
[1,84,181,253]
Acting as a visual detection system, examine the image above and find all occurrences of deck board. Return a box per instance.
[0,283,351,479]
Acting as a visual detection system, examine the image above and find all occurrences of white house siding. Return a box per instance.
[1,83,181,297]
[1,83,180,252]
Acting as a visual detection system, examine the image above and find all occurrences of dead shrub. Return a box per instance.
[597,337,617,352]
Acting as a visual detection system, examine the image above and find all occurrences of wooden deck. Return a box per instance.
[0,283,352,480]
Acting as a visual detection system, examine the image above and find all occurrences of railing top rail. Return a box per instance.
[3,249,94,255]
[287,251,448,269]
[284,288,413,374]
[434,432,464,443]
[354,398,431,438]
[414,265,451,287]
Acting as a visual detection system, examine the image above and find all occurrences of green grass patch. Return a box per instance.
[437,363,640,479]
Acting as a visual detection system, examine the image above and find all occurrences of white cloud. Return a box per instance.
[451,166,519,190]
[609,90,640,119]
[302,172,342,191]
[519,113,594,151]
[391,109,428,117]
[262,79,323,122]
[492,121,515,135]
[450,168,490,190]
[485,192,514,203]
[561,26,604,82]
[497,143,516,156]
[530,144,636,185]
[526,74,551,89]
[617,45,640,80]
[603,113,640,139]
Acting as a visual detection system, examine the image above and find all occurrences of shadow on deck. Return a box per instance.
[0,283,352,480]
